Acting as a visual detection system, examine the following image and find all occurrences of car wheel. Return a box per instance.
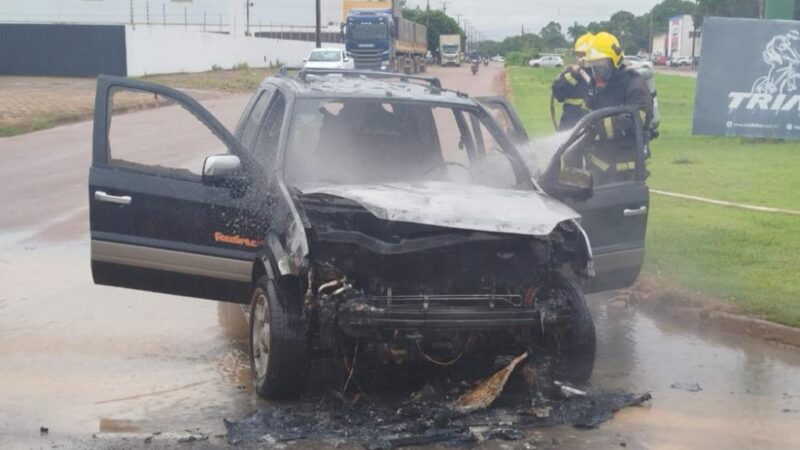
[539,273,596,384]
[249,275,308,399]
[555,64,562,68]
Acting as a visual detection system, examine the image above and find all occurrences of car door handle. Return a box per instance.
[94,191,132,205]
[624,206,648,217]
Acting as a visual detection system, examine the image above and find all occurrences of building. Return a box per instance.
[0,0,343,77]
[667,14,702,59]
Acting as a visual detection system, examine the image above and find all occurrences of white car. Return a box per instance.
[491,55,505,63]
[528,55,564,68]
[623,55,654,71]
[669,56,693,67]
[304,48,354,70]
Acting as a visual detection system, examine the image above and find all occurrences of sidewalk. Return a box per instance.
[654,67,698,78]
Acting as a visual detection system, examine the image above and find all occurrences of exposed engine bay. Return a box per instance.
[295,187,593,368]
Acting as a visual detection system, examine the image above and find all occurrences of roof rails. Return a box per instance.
[279,66,442,89]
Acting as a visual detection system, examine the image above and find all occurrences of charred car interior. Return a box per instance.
[89,68,649,399]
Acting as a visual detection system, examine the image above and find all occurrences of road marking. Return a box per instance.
[652,189,800,217]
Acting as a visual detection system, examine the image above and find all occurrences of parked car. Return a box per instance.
[303,48,354,69]
[491,55,505,63]
[652,55,668,66]
[669,56,692,67]
[623,55,654,71]
[88,70,649,399]
[528,55,564,68]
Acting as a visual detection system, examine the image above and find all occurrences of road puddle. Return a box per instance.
[1,240,800,448]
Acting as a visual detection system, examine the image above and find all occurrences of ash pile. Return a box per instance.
[225,352,651,448]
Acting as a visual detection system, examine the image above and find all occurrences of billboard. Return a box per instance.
[669,16,682,57]
[693,17,800,139]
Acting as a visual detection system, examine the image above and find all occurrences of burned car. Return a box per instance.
[89,69,649,399]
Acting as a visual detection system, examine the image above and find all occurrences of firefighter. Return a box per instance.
[582,32,653,184]
[551,33,594,131]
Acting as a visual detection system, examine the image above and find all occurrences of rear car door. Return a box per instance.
[89,75,270,303]
[477,98,650,293]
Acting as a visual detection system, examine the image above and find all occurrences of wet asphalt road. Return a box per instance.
[1,64,800,449]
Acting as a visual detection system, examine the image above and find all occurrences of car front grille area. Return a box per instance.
[350,49,384,69]
[366,294,525,310]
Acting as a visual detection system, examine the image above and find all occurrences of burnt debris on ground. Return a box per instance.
[225,355,651,448]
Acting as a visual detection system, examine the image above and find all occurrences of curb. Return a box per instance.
[626,276,800,349]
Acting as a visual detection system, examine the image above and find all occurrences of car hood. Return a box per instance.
[298,181,580,237]
[304,61,346,69]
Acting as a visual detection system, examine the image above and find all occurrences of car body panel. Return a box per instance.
[477,98,650,293]
[89,75,267,303]
[299,181,581,237]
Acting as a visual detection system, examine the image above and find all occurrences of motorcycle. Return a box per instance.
[471,60,480,75]
[483,58,489,67]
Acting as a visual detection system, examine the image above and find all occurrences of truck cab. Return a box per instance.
[343,9,394,71]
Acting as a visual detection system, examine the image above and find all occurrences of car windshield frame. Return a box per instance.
[309,50,342,62]
[279,96,534,190]
[442,45,459,53]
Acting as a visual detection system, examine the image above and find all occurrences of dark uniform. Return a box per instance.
[583,67,653,184]
[551,67,590,130]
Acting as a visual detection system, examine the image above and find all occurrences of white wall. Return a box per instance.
[125,25,341,76]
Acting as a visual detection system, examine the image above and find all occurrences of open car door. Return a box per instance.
[478,98,650,293]
[89,75,267,303]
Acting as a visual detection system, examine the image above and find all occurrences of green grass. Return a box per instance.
[508,67,800,327]
[0,111,91,137]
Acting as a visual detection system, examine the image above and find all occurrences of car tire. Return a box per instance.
[249,275,308,399]
[555,64,562,68]
[533,64,540,68]
[540,273,596,384]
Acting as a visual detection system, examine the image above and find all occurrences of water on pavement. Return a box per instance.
[1,64,799,449]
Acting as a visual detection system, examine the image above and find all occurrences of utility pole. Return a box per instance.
[315,0,322,48]
[129,0,134,25]
[162,2,166,28]
[439,0,449,14]
[246,1,253,36]
[454,13,463,28]
[146,1,150,25]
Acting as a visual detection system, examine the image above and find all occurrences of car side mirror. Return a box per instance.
[202,154,242,187]
[302,58,308,63]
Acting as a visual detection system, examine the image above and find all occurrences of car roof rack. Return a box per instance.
[279,66,442,89]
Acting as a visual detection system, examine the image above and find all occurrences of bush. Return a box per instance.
[234,62,250,71]
[211,64,223,71]
[505,49,540,66]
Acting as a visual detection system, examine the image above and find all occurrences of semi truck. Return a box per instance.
[342,0,428,73]
[439,34,461,66]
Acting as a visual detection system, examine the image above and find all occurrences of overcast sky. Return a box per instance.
[4,0,663,40]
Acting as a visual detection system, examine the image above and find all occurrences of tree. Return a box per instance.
[540,21,568,50]
[567,22,588,40]
[402,8,464,54]
[695,0,761,27]
[650,0,697,30]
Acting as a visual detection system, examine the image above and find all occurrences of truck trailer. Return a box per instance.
[342,0,428,73]
[439,34,462,66]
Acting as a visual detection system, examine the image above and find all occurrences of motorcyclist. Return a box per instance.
[582,32,653,184]
[551,33,594,130]
[470,56,480,75]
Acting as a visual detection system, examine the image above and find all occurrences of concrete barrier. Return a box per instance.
[125,25,342,76]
